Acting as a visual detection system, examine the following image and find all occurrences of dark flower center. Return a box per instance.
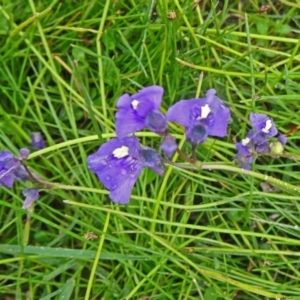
[145,110,167,133]
[139,148,165,176]
[186,123,208,145]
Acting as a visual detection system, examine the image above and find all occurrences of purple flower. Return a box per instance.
[250,113,278,137]
[30,132,45,150]
[0,150,37,187]
[160,135,177,157]
[235,135,253,170]
[251,134,270,153]
[166,89,230,145]
[22,188,40,209]
[87,136,165,204]
[115,86,167,138]
[235,127,271,169]
[235,113,282,169]
[243,113,278,154]
[0,150,20,188]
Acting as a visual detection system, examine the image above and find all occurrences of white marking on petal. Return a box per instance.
[113,146,129,158]
[196,104,211,120]
[261,119,272,133]
[131,100,139,110]
[241,137,250,146]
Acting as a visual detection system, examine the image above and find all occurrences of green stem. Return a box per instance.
[26,135,300,195]
[173,162,300,194]
[34,161,300,204]
[84,212,110,300]
[175,148,194,164]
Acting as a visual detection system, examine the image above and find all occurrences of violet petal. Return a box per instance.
[139,147,165,176]
[186,123,209,145]
[250,113,278,137]
[87,136,143,204]
[115,110,145,138]
[144,110,167,134]
[19,148,30,159]
[166,99,200,127]
[22,188,40,209]
[30,132,45,149]
[160,135,177,157]
[278,134,287,145]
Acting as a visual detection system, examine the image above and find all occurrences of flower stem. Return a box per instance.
[168,161,300,194]
[175,148,195,165]
[20,161,53,189]
[191,144,197,163]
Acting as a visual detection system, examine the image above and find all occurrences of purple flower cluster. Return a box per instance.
[1,132,46,209]
[1,86,288,208]
[0,149,29,188]
[87,85,231,204]
[235,113,286,169]
[0,148,40,209]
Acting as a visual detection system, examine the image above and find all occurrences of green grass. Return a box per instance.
[1,0,300,299]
